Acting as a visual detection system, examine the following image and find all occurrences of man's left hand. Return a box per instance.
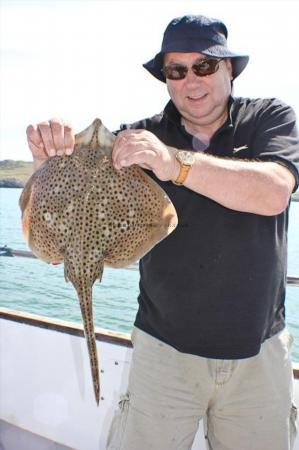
[112,129,179,182]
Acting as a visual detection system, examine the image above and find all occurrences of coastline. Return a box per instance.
[0,179,25,188]
[0,160,33,188]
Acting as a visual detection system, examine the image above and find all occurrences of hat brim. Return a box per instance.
[143,48,249,82]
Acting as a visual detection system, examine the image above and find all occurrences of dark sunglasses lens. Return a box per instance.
[163,65,188,80]
[162,59,221,80]
[193,59,220,76]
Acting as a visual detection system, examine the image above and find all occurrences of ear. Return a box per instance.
[225,58,233,80]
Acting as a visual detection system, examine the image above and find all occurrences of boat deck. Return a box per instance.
[0,419,70,450]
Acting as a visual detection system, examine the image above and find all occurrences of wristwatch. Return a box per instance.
[173,150,195,185]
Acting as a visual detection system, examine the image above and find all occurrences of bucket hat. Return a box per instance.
[143,15,249,82]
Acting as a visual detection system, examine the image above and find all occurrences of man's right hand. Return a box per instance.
[26,118,75,170]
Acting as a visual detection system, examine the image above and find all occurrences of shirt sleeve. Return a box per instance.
[251,98,299,192]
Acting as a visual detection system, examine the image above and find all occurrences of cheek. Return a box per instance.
[221,77,232,98]
[210,76,231,100]
[166,81,183,103]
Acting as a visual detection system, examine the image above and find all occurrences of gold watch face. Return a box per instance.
[176,151,195,165]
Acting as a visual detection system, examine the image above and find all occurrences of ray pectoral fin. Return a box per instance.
[19,169,40,214]
[96,258,104,283]
[19,170,41,241]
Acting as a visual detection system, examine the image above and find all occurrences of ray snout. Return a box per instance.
[75,118,115,152]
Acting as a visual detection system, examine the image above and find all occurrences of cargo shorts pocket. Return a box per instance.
[290,404,298,448]
[106,393,130,450]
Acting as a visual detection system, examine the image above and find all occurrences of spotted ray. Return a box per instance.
[19,119,178,404]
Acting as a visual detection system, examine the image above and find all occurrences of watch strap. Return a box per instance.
[173,163,192,185]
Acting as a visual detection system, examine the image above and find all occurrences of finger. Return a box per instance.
[38,121,56,157]
[113,139,151,170]
[50,118,65,156]
[113,130,157,168]
[113,139,138,169]
[137,163,152,170]
[116,150,155,170]
[112,134,130,165]
[113,130,146,153]
[26,125,47,158]
[29,140,48,160]
[63,122,75,155]
[119,129,145,136]
[26,124,43,147]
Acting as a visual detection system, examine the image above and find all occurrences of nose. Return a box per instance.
[184,67,203,85]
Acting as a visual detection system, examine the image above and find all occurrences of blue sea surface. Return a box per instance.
[0,188,298,358]
[0,188,139,334]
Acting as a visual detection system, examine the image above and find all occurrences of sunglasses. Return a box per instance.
[161,58,223,80]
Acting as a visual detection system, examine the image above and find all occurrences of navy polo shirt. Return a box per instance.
[120,96,299,359]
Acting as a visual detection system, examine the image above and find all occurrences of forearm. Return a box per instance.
[111,129,295,215]
[180,153,295,215]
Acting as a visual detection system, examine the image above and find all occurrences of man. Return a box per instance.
[27,15,299,450]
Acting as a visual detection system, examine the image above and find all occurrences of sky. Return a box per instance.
[0,0,299,161]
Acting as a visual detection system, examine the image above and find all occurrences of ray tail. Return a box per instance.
[64,253,104,405]
[77,280,100,404]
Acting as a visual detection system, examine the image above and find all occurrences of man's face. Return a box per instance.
[164,52,233,132]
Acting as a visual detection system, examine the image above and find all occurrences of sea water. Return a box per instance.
[0,188,298,358]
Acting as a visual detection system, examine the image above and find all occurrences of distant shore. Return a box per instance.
[0,160,33,188]
[0,179,25,188]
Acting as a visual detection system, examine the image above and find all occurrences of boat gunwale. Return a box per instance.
[0,307,132,347]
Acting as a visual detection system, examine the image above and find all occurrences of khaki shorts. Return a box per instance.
[106,327,297,450]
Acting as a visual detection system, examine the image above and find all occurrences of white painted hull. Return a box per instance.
[1,308,299,450]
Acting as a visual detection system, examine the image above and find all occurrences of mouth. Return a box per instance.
[186,93,208,103]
